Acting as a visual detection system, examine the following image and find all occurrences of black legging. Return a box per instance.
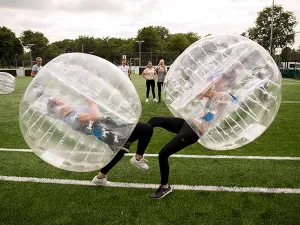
[100,122,153,174]
[146,80,155,99]
[157,82,163,101]
[147,116,199,185]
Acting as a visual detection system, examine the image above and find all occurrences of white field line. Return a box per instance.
[1,148,300,161]
[282,83,300,86]
[0,148,33,152]
[1,175,300,194]
[281,101,300,104]
[283,78,300,83]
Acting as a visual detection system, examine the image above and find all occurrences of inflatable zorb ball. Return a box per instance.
[164,34,281,150]
[0,72,15,94]
[19,53,141,172]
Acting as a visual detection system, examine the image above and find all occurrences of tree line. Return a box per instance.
[0,4,299,68]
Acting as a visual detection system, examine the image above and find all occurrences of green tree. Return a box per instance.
[166,33,190,54]
[72,35,98,53]
[185,32,201,44]
[19,30,49,61]
[96,37,122,63]
[0,26,23,68]
[52,39,75,53]
[106,37,125,63]
[114,38,136,63]
[280,46,292,62]
[43,43,64,62]
[291,48,300,61]
[136,26,163,52]
[155,26,170,41]
[247,5,297,54]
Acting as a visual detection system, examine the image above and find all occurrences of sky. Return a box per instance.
[0,0,299,49]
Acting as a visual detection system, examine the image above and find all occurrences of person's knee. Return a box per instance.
[145,122,153,136]
[140,122,153,136]
[158,145,172,160]
[159,148,171,161]
[147,116,159,127]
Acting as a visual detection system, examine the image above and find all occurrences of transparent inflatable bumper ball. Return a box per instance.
[164,34,281,150]
[19,53,141,172]
[0,72,15,94]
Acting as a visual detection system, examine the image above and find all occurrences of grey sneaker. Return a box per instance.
[130,156,149,171]
[92,175,110,186]
[150,185,173,199]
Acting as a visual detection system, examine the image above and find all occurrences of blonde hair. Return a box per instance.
[36,57,42,62]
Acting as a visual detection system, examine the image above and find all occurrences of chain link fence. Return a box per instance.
[120,51,180,67]
[6,52,300,79]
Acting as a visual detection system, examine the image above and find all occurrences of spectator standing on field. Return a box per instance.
[31,57,43,77]
[155,59,168,103]
[142,61,158,103]
[118,59,131,79]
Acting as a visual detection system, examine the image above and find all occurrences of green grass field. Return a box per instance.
[0,76,300,225]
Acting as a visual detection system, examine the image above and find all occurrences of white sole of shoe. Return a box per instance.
[92,181,111,186]
[92,176,111,186]
[130,159,149,171]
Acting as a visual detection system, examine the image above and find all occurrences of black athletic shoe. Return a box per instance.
[150,185,172,199]
[123,141,131,150]
[117,141,132,153]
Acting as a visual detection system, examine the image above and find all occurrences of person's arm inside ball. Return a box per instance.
[49,97,100,128]
[77,96,100,125]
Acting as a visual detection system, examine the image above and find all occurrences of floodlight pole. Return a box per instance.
[270,0,275,57]
[136,40,144,67]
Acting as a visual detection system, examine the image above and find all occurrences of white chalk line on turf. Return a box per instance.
[283,79,300,83]
[1,175,300,194]
[282,84,300,86]
[0,148,32,152]
[281,101,300,104]
[1,148,300,161]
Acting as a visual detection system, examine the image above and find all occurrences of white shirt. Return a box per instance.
[118,65,131,77]
[32,64,42,74]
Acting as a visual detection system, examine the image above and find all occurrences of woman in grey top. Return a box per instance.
[155,59,168,103]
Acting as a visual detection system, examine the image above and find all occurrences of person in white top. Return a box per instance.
[31,57,43,77]
[118,59,131,79]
